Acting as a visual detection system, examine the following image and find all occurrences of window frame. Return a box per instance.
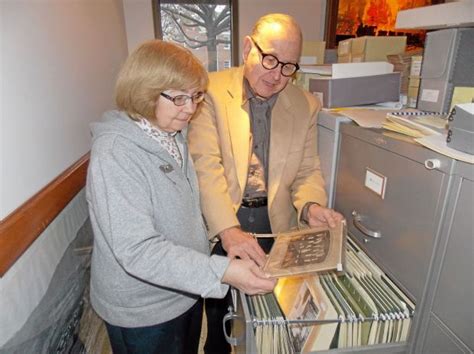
[152,0,239,67]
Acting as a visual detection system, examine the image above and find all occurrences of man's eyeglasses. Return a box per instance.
[250,37,299,77]
[160,91,205,106]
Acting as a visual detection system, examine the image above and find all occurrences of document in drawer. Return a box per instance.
[263,220,346,277]
[236,237,416,353]
[286,277,338,352]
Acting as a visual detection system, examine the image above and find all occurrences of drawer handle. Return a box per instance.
[223,310,245,346]
[352,210,382,239]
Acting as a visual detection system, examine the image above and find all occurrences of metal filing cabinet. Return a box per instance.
[317,111,351,208]
[413,161,473,354]
[226,120,472,353]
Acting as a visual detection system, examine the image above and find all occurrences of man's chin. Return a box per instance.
[255,90,275,100]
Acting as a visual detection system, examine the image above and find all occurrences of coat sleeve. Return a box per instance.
[87,139,230,298]
[188,94,241,238]
[290,91,328,226]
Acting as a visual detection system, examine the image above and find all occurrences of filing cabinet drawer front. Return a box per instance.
[422,315,470,354]
[335,133,446,301]
[232,291,256,354]
[432,178,474,350]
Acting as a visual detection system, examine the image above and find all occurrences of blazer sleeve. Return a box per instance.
[188,94,240,238]
[290,91,328,226]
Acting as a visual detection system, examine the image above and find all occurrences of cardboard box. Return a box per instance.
[294,72,322,91]
[309,72,401,108]
[337,39,351,56]
[337,39,352,63]
[410,55,423,76]
[408,76,421,88]
[301,41,326,64]
[337,54,352,63]
[351,36,407,62]
[407,85,420,108]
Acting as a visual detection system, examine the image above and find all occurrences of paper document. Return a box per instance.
[415,134,474,164]
[337,109,394,128]
[332,62,393,79]
[384,113,445,138]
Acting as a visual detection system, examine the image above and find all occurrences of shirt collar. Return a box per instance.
[135,117,178,138]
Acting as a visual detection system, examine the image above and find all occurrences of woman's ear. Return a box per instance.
[242,36,253,62]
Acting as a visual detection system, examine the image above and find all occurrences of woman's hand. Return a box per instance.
[221,259,276,295]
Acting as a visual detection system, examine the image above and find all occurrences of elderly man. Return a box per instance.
[188,13,343,353]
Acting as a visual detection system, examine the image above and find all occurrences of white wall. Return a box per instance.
[122,0,156,53]
[0,0,129,219]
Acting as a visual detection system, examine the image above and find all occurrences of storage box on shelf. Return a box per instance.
[309,72,401,108]
[350,36,407,63]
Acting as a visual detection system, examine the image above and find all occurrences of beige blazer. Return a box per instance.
[188,66,327,238]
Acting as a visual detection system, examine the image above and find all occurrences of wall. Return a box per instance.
[121,0,327,63]
[0,0,129,219]
[122,0,155,53]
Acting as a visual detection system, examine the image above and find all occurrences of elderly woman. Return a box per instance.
[86,40,276,354]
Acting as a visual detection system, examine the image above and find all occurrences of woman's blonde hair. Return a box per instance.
[115,40,208,121]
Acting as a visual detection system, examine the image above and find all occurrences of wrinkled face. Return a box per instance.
[243,24,301,99]
[153,88,202,132]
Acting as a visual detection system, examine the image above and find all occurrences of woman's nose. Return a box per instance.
[182,99,197,113]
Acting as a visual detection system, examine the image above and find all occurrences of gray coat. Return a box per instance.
[86,111,229,328]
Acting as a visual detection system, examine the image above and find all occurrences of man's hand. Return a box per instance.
[221,259,276,295]
[219,227,267,267]
[306,204,344,228]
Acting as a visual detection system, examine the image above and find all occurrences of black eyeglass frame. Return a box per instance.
[250,37,300,77]
[160,92,205,106]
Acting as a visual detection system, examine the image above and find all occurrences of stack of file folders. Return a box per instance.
[239,238,415,353]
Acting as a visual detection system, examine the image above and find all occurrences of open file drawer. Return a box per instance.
[225,238,413,354]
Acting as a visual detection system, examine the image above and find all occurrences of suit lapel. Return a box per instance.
[225,68,251,194]
[268,91,294,208]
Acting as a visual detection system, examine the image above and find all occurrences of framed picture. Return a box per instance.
[324,0,445,48]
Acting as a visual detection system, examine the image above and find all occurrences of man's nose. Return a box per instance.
[270,65,282,81]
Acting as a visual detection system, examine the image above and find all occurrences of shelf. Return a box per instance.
[395,1,474,30]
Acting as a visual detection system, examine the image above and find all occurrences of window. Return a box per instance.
[153,0,238,72]
[221,32,230,49]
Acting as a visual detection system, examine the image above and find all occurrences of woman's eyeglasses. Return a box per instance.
[250,37,300,77]
[160,91,205,106]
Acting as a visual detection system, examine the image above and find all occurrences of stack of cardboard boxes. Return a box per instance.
[337,36,407,63]
[407,55,423,108]
[387,49,423,106]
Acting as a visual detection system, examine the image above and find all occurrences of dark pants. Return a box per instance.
[105,299,203,354]
[204,205,273,354]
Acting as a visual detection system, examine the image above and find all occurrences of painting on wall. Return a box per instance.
[334,0,439,48]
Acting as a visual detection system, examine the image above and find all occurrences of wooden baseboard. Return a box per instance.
[0,153,90,277]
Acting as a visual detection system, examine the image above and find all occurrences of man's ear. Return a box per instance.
[242,36,252,62]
